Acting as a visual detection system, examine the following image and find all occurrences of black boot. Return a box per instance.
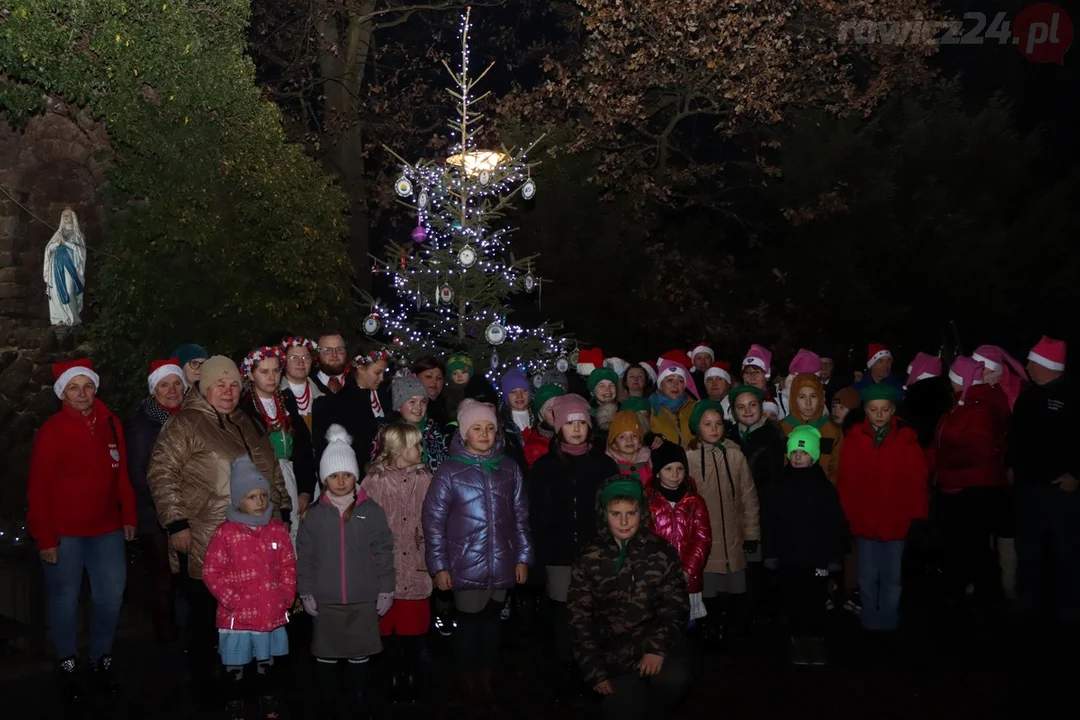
[343,659,371,719]
[56,656,84,704]
[222,668,246,720]
[314,660,340,718]
[89,654,119,696]
[256,662,284,719]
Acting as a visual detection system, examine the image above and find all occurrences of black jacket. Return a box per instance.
[312,382,392,471]
[125,399,170,535]
[898,375,953,449]
[240,391,318,497]
[528,449,618,567]
[735,420,787,554]
[1007,375,1079,486]
[766,464,848,569]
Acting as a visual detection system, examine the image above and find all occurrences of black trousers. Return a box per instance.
[182,570,219,683]
[941,487,1002,604]
[601,644,692,720]
[779,567,829,637]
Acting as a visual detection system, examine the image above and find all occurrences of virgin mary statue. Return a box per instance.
[43,208,86,326]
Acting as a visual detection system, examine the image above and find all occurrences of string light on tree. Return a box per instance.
[361,7,570,374]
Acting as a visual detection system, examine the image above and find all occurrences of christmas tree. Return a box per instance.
[363,9,571,376]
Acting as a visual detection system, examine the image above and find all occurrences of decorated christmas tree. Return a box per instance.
[362,9,571,377]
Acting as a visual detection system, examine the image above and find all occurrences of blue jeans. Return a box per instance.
[855,538,904,631]
[42,531,127,661]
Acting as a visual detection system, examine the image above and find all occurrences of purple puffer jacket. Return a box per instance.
[422,433,533,590]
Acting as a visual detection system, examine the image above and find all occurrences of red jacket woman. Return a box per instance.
[933,383,1010,491]
[647,477,712,593]
[837,417,929,542]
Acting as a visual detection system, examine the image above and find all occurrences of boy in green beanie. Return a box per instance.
[768,425,848,666]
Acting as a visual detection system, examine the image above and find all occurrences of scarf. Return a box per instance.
[452,454,504,474]
[225,499,271,526]
[609,447,651,483]
[327,491,356,516]
[559,441,590,456]
[145,396,176,426]
[738,417,766,442]
[658,483,688,504]
[649,392,687,414]
[787,413,828,429]
[872,422,891,448]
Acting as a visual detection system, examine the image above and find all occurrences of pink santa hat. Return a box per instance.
[742,344,772,378]
[1027,335,1066,372]
[948,356,986,406]
[905,352,943,388]
[788,348,822,376]
[656,358,699,399]
[973,344,1027,410]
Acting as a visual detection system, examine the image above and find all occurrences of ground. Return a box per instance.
[0,553,1047,719]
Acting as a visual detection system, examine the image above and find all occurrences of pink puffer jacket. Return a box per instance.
[203,518,296,632]
[361,463,433,600]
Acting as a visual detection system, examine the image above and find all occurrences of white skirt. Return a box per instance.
[279,458,298,549]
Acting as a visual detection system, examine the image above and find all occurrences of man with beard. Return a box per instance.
[312,332,350,394]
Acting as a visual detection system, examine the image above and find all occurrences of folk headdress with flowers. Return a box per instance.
[241,345,282,378]
[280,335,319,355]
[355,348,393,367]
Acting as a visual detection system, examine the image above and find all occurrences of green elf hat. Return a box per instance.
[586,367,619,396]
[446,353,473,378]
[728,384,766,406]
[860,382,900,406]
[787,425,822,463]
[532,383,566,414]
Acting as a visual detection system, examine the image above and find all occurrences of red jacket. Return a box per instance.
[203,518,296,632]
[837,418,928,542]
[28,400,137,551]
[522,427,552,468]
[647,480,712,593]
[932,384,1010,491]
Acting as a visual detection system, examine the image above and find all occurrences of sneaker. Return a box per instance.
[89,654,119,695]
[435,615,457,637]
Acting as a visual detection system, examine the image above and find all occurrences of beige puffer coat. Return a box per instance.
[148,388,289,579]
[685,438,759,575]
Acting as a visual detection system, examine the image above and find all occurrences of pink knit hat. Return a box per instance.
[551,394,592,434]
[788,348,822,376]
[742,344,772,377]
[905,352,942,388]
[457,398,498,439]
[1027,335,1066,372]
[948,356,985,406]
[656,359,699,399]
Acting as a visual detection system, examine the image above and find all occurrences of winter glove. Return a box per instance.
[301,595,318,617]
[376,592,394,616]
[743,540,760,555]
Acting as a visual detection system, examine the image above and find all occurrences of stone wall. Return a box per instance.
[0,99,110,518]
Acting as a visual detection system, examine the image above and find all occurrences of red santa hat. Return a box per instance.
[905,352,942,387]
[948,356,986,406]
[638,361,658,384]
[52,358,100,399]
[656,358,699,399]
[1026,336,1066,372]
[577,347,605,377]
[788,348,822,376]
[704,361,732,384]
[657,349,692,369]
[742,344,772,377]
[688,343,714,362]
[147,357,187,395]
[867,343,892,370]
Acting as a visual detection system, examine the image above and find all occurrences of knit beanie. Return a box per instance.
[532,383,566,414]
[551,394,592,434]
[172,343,209,368]
[689,399,724,436]
[227,455,271,526]
[832,386,861,410]
[447,353,473,378]
[651,441,688,475]
[607,410,644,445]
[787,426,822,463]
[586,367,619,396]
[457,398,498,439]
[619,396,650,413]
[320,424,360,480]
[198,356,242,397]
[538,368,569,390]
[860,382,900,406]
[392,373,427,412]
[500,369,532,403]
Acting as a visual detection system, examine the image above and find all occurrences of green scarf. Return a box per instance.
[451,454,504,474]
[615,539,631,575]
[787,413,828,429]
[872,422,891,448]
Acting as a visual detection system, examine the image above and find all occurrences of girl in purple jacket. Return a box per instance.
[422,399,533,714]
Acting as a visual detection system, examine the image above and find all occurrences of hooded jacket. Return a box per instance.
[148,388,289,579]
[361,463,433,600]
[685,438,759,574]
[422,433,533,590]
[779,374,845,485]
[202,517,295,632]
[766,463,848,570]
[647,478,712,593]
[567,477,688,687]
[932,383,1010,491]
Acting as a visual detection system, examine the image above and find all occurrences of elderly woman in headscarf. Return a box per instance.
[28,359,136,699]
[148,356,289,707]
[126,358,188,646]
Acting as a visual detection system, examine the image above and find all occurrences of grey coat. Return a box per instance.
[297,491,395,605]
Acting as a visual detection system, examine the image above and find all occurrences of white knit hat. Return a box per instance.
[320,424,359,480]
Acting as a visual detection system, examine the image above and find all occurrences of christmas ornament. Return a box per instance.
[479,170,491,186]
[490,351,500,369]
[556,355,569,373]
[451,220,463,232]
[523,272,536,293]
[439,285,454,305]
[418,190,429,208]
[411,225,427,244]
[532,373,544,389]
[521,179,536,200]
[395,177,413,197]
[458,245,477,268]
[485,322,507,346]
[363,313,381,335]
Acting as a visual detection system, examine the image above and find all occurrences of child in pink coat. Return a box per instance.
[203,455,297,716]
